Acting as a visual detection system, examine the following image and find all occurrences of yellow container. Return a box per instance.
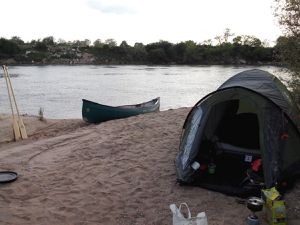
[262,187,287,225]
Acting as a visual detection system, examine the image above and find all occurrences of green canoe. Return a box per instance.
[82,97,160,123]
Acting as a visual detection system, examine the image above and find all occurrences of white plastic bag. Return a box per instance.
[170,203,208,225]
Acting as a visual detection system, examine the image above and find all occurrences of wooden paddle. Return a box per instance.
[3,65,27,139]
[2,65,21,141]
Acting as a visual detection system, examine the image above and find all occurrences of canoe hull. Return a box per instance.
[82,97,160,123]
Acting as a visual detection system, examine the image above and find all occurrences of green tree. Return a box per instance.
[10,36,24,45]
[42,36,55,46]
[104,38,117,47]
[83,39,91,46]
[147,48,167,63]
[134,42,144,49]
[93,39,103,47]
[34,40,48,51]
[274,0,300,101]
[274,0,300,36]
[72,39,90,48]
[173,42,186,63]
[182,40,200,64]
[242,35,262,47]
[0,38,20,56]
[145,40,174,63]
[133,42,147,62]
[120,40,130,48]
[233,36,242,45]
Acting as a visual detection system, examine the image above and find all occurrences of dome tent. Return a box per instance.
[175,69,300,197]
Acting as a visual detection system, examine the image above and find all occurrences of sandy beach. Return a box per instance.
[0,109,299,225]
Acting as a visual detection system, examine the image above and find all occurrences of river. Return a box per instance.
[0,65,281,119]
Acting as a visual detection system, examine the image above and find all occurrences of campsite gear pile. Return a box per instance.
[262,187,286,225]
[175,69,300,197]
[1,65,27,141]
[170,203,208,225]
[246,197,264,225]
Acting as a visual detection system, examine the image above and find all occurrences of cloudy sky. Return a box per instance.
[1,0,282,45]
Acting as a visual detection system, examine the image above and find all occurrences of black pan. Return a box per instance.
[0,171,18,183]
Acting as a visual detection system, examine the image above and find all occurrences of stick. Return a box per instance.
[4,66,27,139]
[2,65,21,141]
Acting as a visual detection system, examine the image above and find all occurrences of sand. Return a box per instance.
[0,109,299,225]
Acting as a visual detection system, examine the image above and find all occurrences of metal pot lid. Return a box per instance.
[247,197,264,206]
[0,171,18,183]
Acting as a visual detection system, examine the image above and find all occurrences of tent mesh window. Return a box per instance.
[217,112,260,149]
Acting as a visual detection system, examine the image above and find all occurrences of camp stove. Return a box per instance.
[246,197,264,225]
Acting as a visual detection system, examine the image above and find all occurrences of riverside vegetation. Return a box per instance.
[274,0,300,102]
[0,30,279,66]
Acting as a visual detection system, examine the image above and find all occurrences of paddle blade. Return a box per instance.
[18,118,28,139]
[12,119,21,141]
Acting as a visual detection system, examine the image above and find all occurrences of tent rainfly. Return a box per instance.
[175,69,300,197]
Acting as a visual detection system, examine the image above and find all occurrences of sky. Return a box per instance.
[1,0,282,46]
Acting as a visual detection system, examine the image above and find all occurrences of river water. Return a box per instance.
[0,65,281,119]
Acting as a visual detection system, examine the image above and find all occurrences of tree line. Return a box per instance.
[0,31,280,65]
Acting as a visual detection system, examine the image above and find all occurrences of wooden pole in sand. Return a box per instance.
[2,65,21,141]
[3,66,27,139]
